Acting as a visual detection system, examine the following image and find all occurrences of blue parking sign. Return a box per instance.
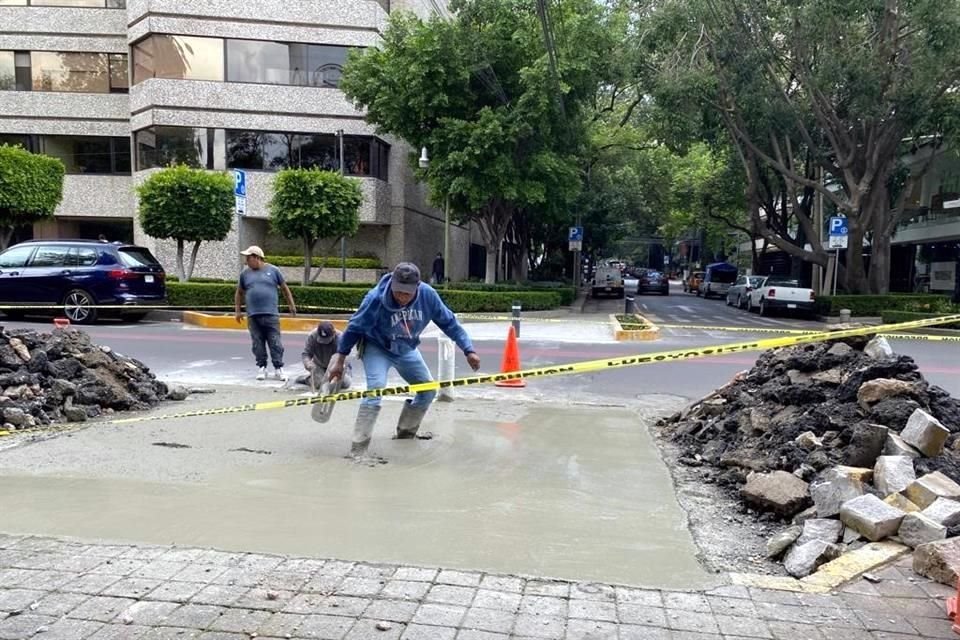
[829,216,848,236]
[234,169,247,197]
[569,226,583,242]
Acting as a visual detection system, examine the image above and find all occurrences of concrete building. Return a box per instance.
[0,0,471,282]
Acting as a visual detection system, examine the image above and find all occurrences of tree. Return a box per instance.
[269,168,362,283]
[136,165,234,281]
[341,0,610,283]
[0,144,64,250]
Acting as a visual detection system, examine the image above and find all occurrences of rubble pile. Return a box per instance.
[0,326,171,430]
[658,334,960,582]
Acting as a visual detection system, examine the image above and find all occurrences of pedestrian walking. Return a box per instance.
[326,262,480,459]
[431,252,445,285]
[235,245,297,381]
[297,320,352,389]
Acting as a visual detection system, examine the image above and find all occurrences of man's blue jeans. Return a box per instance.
[360,342,436,408]
[247,314,284,368]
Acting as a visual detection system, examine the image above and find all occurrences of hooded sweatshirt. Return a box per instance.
[338,274,474,357]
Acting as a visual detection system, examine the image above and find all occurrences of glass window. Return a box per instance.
[132,35,223,83]
[41,136,111,173]
[295,133,338,171]
[118,248,161,267]
[108,53,127,92]
[14,51,30,90]
[226,39,291,85]
[105,0,125,7]
[67,247,99,267]
[290,44,349,88]
[112,137,130,173]
[136,127,209,169]
[0,51,13,90]
[0,133,34,150]
[0,245,35,268]
[343,137,371,176]
[28,245,69,267]
[31,51,110,93]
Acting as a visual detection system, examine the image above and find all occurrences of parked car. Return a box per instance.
[700,262,738,299]
[0,240,166,324]
[592,266,625,299]
[726,275,766,309]
[747,276,816,317]
[682,271,705,294]
[637,269,669,295]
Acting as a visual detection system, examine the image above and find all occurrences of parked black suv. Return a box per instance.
[0,240,166,324]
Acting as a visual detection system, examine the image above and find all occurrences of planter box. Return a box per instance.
[610,313,660,341]
[278,266,387,285]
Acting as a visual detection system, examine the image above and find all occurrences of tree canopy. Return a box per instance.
[0,144,64,250]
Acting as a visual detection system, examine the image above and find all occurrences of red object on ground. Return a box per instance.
[945,578,960,635]
[53,318,71,329]
[495,326,526,388]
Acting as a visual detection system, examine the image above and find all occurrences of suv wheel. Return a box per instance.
[64,289,97,324]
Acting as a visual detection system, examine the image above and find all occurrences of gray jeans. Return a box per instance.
[247,314,284,368]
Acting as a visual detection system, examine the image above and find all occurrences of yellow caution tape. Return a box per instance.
[657,323,817,335]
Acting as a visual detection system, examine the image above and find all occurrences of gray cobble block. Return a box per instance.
[519,596,566,617]
[461,607,516,634]
[512,614,565,639]
[568,599,616,622]
[157,549,208,564]
[412,604,467,627]
[470,590,520,613]
[346,618,404,640]
[402,623,458,640]
[818,628,873,640]
[478,576,523,594]
[0,588,46,613]
[457,630,507,640]
[524,582,570,598]
[665,609,720,634]
[190,585,247,607]
[68,595,136,622]
[426,585,476,607]
[83,545,131,559]
[101,577,163,599]
[260,571,312,593]
[89,559,147,577]
[197,551,245,567]
[570,583,616,603]
[32,591,89,617]
[36,618,105,640]
[901,408,949,457]
[209,568,267,588]
[133,562,190,581]
[618,624,671,640]
[87,623,152,639]
[207,608,271,633]
[765,620,824,640]
[49,555,106,574]
[162,604,226,629]
[392,568,438,583]
[365,599,419,624]
[437,571,482,587]
[381,581,432,602]
[0,613,57,640]
[349,564,396,580]
[257,612,306,637]
[615,588,662,607]
[707,595,758,617]
[335,577,385,598]
[853,610,918,634]
[662,592,711,613]
[172,564,228,584]
[139,627,203,639]
[234,588,296,612]
[905,614,958,638]
[564,619,617,640]
[18,569,77,591]
[313,595,371,618]
[284,593,329,614]
[302,575,344,594]
[120,546,170,562]
[61,573,121,595]
[296,613,355,640]
[145,580,205,603]
[715,614,773,638]
[617,604,667,626]
[118,600,181,626]
[320,561,355,578]
[196,632,246,640]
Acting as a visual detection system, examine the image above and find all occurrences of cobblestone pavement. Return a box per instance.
[1,534,958,640]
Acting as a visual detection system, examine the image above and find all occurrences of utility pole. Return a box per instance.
[337,129,346,282]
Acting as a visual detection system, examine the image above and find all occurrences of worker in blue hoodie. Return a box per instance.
[327,262,481,459]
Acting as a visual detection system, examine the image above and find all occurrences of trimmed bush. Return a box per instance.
[266,255,383,269]
[440,282,576,306]
[881,310,960,330]
[167,282,561,313]
[816,294,955,316]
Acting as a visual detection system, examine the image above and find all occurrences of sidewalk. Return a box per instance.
[0,534,956,640]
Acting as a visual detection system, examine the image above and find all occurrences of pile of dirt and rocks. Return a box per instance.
[658,332,960,582]
[0,326,178,430]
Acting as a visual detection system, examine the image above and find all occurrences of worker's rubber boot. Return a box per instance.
[349,405,381,458]
[394,400,432,440]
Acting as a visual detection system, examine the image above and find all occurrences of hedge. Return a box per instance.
[166,282,562,313]
[441,282,577,306]
[266,255,382,269]
[816,294,956,316]
[880,310,960,330]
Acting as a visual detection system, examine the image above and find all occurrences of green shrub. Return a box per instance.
[816,294,955,316]
[266,255,383,269]
[439,282,576,306]
[880,310,960,330]
[0,144,65,249]
[167,282,562,313]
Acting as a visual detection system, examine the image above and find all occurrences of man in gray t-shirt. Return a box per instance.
[235,246,297,381]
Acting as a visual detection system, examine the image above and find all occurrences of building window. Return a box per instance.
[0,51,13,90]
[108,53,127,92]
[39,135,130,174]
[225,39,292,86]
[0,133,38,151]
[136,127,210,170]
[25,51,127,93]
[288,44,349,88]
[225,129,388,180]
[14,51,31,90]
[132,35,224,84]
[1,0,126,6]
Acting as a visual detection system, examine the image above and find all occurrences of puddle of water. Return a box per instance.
[0,402,710,588]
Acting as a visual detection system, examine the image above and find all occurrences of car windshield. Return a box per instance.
[118,247,162,268]
[767,278,800,287]
[748,276,765,286]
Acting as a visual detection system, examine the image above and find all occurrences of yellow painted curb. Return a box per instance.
[730,573,826,593]
[182,311,348,333]
[610,313,660,341]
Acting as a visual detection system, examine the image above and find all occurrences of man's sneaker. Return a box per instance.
[256,367,267,381]
[275,367,287,381]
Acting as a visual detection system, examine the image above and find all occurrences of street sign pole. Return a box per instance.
[570,223,584,289]
[827,216,848,296]
[234,170,247,275]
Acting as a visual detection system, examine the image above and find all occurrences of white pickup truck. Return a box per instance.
[748,276,816,318]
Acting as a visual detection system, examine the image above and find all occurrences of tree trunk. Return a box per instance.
[176,239,187,282]
[844,221,868,294]
[518,246,530,282]
[303,235,314,285]
[0,227,13,252]
[866,186,892,294]
[185,241,202,281]
[484,248,497,285]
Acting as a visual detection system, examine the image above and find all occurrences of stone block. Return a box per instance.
[903,471,960,509]
[913,538,960,586]
[857,378,917,410]
[828,342,853,357]
[791,505,818,525]
[840,494,906,542]
[783,540,843,578]
[797,519,843,545]
[884,493,921,513]
[901,409,949,457]
[795,431,822,451]
[864,336,894,359]
[766,526,802,559]
[740,471,810,516]
[845,423,889,468]
[898,513,947,548]
[836,466,874,484]
[885,433,921,458]
[922,497,960,527]
[874,456,917,495]
[842,526,862,544]
[810,467,865,518]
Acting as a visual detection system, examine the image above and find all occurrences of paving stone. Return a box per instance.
[767,526,803,558]
[904,614,958,639]
[665,609,720,634]
[478,576,523,594]
[297,613,356,640]
[765,619,825,639]
[392,568,438,583]
[874,456,917,496]
[512,614,565,639]
[101,577,163,599]
[784,540,843,578]
[811,468,866,518]
[618,625,671,640]
[853,610,918,634]
[436,571,482,587]
[426,585,476,606]
[884,433,921,459]
[155,549,207,565]
[883,494,920,514]
[349,564,395,580]
[570,583,615,602]
[524,582,570,598]
[461,607,516,633]
[741,470,811,516]
[922,497,960,527]
[117,600,181,626]
[707,595,758,617]
[320,561,355,578]
[68,595,136,622]
[196,633,246,640]
[715,614,773,638]
[662,592,711,613]
[132,562,189,581]
[17,569,77,590]
[901,408,949,457]
[37,618,105,640]
[89,559,148,577]
[904,471,960,509]
[139,627,202,640]
[568,599,616,622]
[303,575,345,594]
[145,580,205,603]
[304,595,371,618]
[0,588,46,613]
[519,595,566,617]
[210,568,268,588]
[617,604,667,626]
[0,613,57,640]
[32,591,89,617]
[818,628,872,640]
[470,589,521,612]
[840,494,906,541]
[615,588,662,607]
[87,624,151,639]
[161,604,225,629]
[336,577,386,598]
[403,624,458,640]
[563,618,617,640]
[257,612,307,637]
[913,537,960,585]
[899,512,947,548]
[190,585,248,607]
[234,588,296,612]
[412,604,467,627]
[260,571,313,593]
[172,564,228,584]
[61,573,121,595]
[381,581,432,602]
[364,600,419,624]
[207,608,271,633]
[457,630,507,640]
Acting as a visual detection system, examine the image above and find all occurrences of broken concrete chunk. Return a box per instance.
[792,506,818,525]
[857,378,917,411]
[900,409,949,458]
[740,471,810,516]
[812,369,844,385]
[766,526,802,559]
[827,342,853,357]
[836,466,874,484]
[864,336,894,359]
[810,467,865,518]
[921,497,960,528]
[8,337,30,362]
[797,518,843,545]
[783,540,843,578]
[845,423,889,468]
[914,538,960,586]
[899,513,947,549]
[795,431,823,451]
[903,471,960,509]
[884,493,921,514]
[842,526,862,544]
[840,494,907,542]
[885,433,921,459]
[874,456,917,496]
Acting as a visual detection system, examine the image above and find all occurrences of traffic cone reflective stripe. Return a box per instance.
[495,326,526,388]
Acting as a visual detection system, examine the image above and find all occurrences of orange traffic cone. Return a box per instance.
[495,326,526,388]
[946,577,960,634]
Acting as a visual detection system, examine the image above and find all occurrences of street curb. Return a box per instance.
[182,311,348,333]
[730,541,910,593]
[610,313,660,341]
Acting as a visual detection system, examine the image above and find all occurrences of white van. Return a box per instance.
[592,266,624,299]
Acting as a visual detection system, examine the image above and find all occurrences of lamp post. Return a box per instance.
[419,147,450,284]
[336,129,347,282]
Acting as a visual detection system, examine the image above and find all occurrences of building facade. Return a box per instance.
[0,0,470,282]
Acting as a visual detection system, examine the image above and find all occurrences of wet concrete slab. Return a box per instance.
[0,388,714,589]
